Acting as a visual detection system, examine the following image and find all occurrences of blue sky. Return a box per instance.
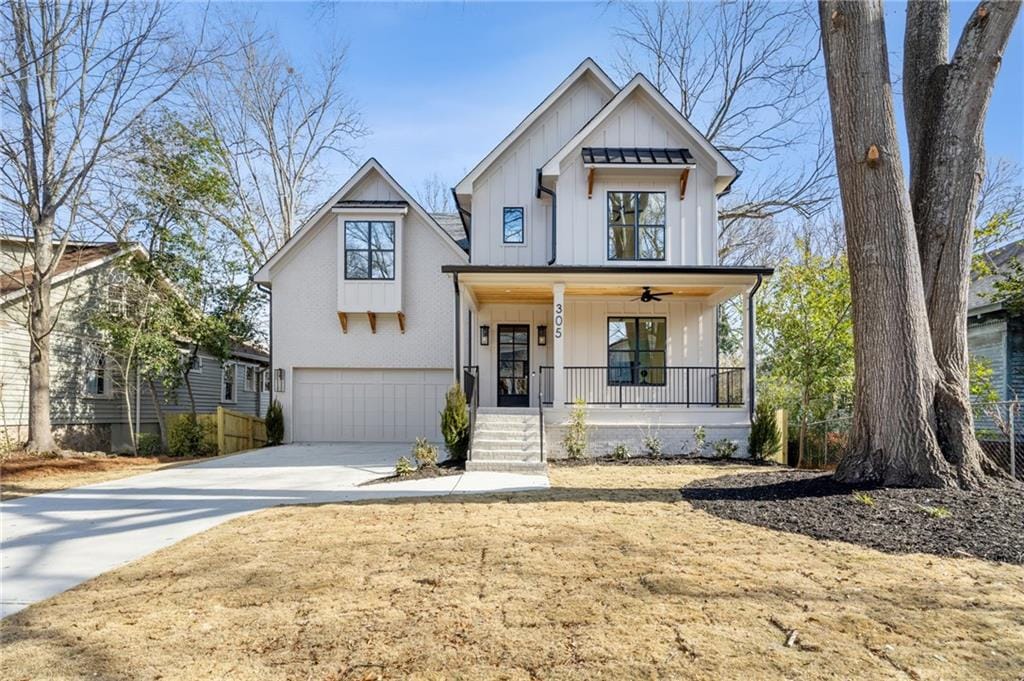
[237,1,1023,202]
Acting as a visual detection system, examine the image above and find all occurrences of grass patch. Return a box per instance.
[1,464,1022,680]
[0,454,196,500]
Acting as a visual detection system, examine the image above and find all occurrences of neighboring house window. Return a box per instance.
[607,317,667,385]
[502,207,524,244]
[106,270,130,317]
[244,365,256,392]
[261,369,271,392]
[180,350,202,374]
[84,347,110,397]
[345,220,395,280]
[222,362,236,402]
[608,192,666,261]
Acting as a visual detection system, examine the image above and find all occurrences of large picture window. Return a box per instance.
[608,317,666,385]
[502,207,524,244]
[345,220,395,280]
[608,191,666,261]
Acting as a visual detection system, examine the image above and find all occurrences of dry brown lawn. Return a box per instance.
[2,464,1022,680]
[0,455,198,500]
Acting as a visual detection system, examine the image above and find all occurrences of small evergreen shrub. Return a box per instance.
[136,432,164,456]
[167,415,215,457]
[265,400,285,446]
[713,438,738,459]
[412,437,438,468]
[440,385,469,464]
[748,402,780,461]
[610,443,630,460]
[562,399,588,460]
[395,456,415,477]
[692,425,707,455]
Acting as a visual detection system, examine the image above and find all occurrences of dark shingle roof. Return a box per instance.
[431,213,469,253]
[333,199,409,209]
[969,239,1023,312]
[582,147,694,165]
[1,242,122,295]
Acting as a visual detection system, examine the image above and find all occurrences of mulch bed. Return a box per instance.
[551,454,780,468]
[682,470,1024,564]
[360,460,464,486]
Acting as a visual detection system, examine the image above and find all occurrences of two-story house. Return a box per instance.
[254,59,772,470]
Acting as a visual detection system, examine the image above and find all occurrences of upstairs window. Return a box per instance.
[345,220,395,280]
[502,207,524,244]
[608,192,666,261]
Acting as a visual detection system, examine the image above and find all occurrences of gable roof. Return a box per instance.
[969,239,1024,314]
[253,158,468,284]
[1,241,128,299]
[539,73,739,192]
[453,58,618,197]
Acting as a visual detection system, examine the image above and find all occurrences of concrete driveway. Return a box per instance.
[0,443,548,618]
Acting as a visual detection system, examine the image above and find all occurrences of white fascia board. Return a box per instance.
[453,58,618,197]
[330,206,409,216]
[540,74,739,191]
[254,159,467,284]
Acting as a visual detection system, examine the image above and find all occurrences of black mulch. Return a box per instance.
[551,454,780,468]
[681,470,1024,564]
[359,460,464,486]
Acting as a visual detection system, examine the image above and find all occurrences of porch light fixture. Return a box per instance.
[479,324,490,346]
[537,325,547,346]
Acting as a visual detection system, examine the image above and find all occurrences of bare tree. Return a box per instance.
[819,0,1019,488]
[975,157,1024,254]
[416,173,454,213]
[0,1,222,452]
[616,0,836,264]
[189,24,367,269]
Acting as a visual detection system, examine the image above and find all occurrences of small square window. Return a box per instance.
[502,207,524,244]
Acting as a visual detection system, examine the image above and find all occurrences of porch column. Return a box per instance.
[553,282,566,405]
[741,293,750,412]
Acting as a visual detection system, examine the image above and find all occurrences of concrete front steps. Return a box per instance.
[465,408,547,474]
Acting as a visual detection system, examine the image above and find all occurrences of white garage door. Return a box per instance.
[292,368,451,442]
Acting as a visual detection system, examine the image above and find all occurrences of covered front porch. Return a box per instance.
[446,266,769,422]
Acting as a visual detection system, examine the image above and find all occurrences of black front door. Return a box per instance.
[497,324,530,407]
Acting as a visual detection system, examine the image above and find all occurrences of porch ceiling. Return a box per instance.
[469,283,726,305]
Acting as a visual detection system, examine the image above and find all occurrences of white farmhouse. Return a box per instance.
[254,59,772,470]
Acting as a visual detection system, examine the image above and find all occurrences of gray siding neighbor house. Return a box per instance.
[968,240,1023,403]
[1,236,269,452]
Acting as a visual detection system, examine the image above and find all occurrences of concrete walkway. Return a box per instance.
[0,443,548,618]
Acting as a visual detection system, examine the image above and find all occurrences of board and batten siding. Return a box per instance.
[470,73,612,266]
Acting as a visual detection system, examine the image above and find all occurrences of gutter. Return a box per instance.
[536,169,557,265]
[747,273,763,420]
[717,169,742,198]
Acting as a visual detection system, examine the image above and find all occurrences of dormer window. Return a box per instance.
[344,220,395,280]
[502,207,524,244]
[608,191,666,261]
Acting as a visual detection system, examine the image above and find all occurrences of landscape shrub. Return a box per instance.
[562,399,588,459]
[440,385,469,463]
[610,443,630,460]
[395,456,415,477]
[714,438,738,459]
[265,400,285,446]
[412,437,438,468]
[136,432,164,456]
[167,415,216,457]
[642,431,663,458]
[692,425,707,455]
[748,402,780,460]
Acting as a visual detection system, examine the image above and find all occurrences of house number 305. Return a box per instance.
[554,303,563,339]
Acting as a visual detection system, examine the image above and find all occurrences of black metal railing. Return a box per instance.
[535,369,545,461]
[539,366,554,406]
[543,366,743,407]
[462,365,479,456]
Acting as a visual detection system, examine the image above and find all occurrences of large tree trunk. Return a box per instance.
[819,0,954,487]
[26,224,57,453]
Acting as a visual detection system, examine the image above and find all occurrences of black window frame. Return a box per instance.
[344,220,396,280]
[607,191,666,261]
[502,206,525,244]
[607,316,667,386]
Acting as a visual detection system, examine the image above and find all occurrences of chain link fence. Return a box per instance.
[786,402,1019,480]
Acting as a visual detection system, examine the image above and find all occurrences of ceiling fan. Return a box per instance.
[633,286,674,303]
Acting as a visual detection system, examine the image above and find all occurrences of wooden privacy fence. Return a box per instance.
[167,407,266,456]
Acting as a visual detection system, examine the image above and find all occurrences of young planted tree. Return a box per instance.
[758,240,854,466]
[0,1,221,451]
[818,0,1019,487]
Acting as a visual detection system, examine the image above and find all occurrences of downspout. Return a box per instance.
[453,273,461,386]
[536,169,557,265]
[257,282,272,415]
[747,273,763,420]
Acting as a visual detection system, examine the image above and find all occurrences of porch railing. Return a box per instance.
[539,366,744,407]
